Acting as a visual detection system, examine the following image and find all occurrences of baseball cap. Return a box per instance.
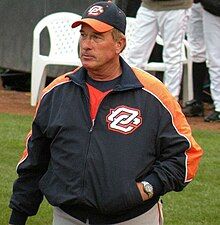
[71,1,126,34]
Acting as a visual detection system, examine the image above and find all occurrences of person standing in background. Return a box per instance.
[200,0,220,122]
[114,0,141,17]
[183,1,209,117]
[127,0,192,100]
[115,0,164,82]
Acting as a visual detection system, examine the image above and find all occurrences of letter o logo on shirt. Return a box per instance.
[106,105,142,135]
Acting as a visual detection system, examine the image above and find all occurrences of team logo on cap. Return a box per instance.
[106,105,142,135]
[87,6,104,16]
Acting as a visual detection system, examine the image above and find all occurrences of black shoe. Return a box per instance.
[204,111,220,122]
[182,100,204,117]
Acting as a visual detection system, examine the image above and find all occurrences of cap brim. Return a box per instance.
[72,18,113,33]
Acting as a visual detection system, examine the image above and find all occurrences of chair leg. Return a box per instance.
[182,63,193,106]
[31,63,47,106]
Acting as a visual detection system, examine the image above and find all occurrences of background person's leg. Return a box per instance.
[159,9,189,99]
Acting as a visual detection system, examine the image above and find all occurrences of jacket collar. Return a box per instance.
[68,57,143,91]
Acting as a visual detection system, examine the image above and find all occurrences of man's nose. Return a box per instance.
[81,37,92,49]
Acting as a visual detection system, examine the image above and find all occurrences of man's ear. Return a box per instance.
[115,37,126,54]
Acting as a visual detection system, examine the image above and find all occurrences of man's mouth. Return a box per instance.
[81,53,95,60]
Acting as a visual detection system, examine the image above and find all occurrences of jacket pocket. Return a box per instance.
[98,180,143,215]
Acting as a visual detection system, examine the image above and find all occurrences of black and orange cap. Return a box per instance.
[72,1,126,34]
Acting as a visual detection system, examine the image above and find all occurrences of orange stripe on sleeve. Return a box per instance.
[16,131,32,170]
[36,74,71,112]
[133,67,203,182]
[34,68,81,117]
[17,69,78,169]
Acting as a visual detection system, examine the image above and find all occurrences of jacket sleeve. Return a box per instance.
[8,74,70,225]
[143,97,203,196]
[132,68,203,197]
[9,107,51,224]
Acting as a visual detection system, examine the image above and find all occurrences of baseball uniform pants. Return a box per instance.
[203,10,220,112]
[127,6,189,99]
[53,201,163,225]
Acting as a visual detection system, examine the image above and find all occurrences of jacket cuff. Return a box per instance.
[143,173,163,196]
[9,209,28,225]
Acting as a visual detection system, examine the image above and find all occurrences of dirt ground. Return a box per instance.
[0,85,219,131]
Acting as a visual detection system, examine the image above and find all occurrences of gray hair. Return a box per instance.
[111,28,126,53]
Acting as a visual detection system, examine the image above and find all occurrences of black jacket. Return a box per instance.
[201,0,220,16]
[9,58,203,224]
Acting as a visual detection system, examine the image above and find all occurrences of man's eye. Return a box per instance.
[80,33,86,38]
[93,35,99,39]
[93,35,103,42]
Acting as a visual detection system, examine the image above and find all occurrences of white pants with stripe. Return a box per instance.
[187,3,206,63]
[127,6,189,99]
[203,10,220,112]
[53,201,163,225]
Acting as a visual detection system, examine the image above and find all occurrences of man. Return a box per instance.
[126,0,192,100]
[9,1,203,225]
[183,0,209,117]
[184,0,220,122]
[200,0,220,122]
[114,0,141,17]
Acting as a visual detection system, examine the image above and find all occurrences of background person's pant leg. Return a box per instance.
[187,3,206,63]
[159,9,189,99]
[127,6,158,68]
[187,3,208,103]
[203,10,220,112]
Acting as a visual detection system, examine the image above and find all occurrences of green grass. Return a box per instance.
[0,113,52,225]
[0,113,219,224]
[163,130,220,225]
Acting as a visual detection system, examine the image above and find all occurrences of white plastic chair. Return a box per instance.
[122,17,193,106]
[31,12,82,106]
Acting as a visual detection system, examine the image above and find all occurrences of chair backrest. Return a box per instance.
[32,12,82,64]
[31,12,82,106]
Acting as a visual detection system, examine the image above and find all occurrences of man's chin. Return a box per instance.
[82,62,97,70]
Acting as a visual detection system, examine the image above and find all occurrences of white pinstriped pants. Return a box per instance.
[203,10,220,112]
[53,201,163,225]
[187,4,220,111]
[127,6,189,99]
[187,3,206,63]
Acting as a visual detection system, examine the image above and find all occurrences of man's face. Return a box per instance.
[79,24,119,71]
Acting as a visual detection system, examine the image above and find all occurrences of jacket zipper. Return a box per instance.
[80,90,113,201]
[89,119,95,132]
